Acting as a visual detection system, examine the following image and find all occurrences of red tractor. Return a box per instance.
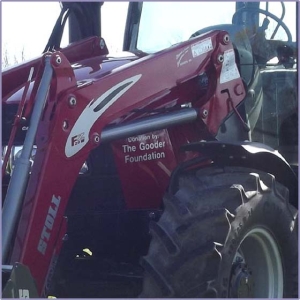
[2,2,298,298]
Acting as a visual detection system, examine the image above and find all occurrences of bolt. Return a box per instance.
[149,212,156,220]
[248,89,255,98]
[55,55,62,65]
[63,120,69,130]
[202,109,209,118]
[223,34,230,44]
[218,54,224,63]
[100,39,105,49]
[63,234,69,241]
[20,117,27,125]
[92,133,100,144]
[69,96,77,107]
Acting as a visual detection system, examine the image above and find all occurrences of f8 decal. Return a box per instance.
[71,132,85,146]
[65,74,142,157]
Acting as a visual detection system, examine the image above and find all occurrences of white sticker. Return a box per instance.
[191,37,213,58]
[122,133,166,164]
[19,289,30,298]
[220,49,240,84]
[65,74,142,157]
[176,47,191,67]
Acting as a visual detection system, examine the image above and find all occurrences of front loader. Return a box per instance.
[2,1,298,298]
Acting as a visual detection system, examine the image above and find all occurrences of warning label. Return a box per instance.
[220,49,240,84]
[191,37,213,58]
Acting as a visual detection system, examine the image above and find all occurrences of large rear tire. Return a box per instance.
[140,167,298,298]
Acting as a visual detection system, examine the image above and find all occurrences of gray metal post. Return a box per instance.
[2,56,53,263]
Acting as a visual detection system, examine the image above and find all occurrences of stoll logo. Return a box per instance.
[37,195,61,255]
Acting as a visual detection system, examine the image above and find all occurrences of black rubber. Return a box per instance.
[140,166,298,298]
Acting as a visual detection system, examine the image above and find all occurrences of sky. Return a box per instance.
[2,2,63,65]
[1,1,298,67]
[1,2,128,67]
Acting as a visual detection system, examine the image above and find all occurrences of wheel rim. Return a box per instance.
[229,227,283,298]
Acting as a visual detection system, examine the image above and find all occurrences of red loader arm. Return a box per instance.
[3,30,245,295]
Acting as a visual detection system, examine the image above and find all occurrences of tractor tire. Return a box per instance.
[140,166,298,298]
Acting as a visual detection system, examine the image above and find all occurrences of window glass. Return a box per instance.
[259,2,296,41]
[101,2,129,53]
[137,2,236,53]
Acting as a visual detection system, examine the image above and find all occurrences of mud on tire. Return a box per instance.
[140,166,298,298]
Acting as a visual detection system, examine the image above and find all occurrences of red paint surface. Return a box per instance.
[3,30,245,294]
[112,130,177,209]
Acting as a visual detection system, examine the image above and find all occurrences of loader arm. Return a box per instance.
[3,29,246,295]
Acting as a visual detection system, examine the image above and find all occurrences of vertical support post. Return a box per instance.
[2,56,53,263]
